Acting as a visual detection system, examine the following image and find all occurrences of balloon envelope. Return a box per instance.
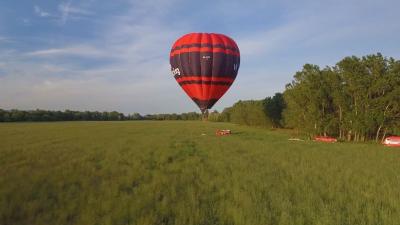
[170,33,240,112]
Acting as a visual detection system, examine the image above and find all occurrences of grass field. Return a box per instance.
[1,121,400,225]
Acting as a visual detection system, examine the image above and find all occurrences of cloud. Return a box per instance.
[0,36,10,42]
[58,1,94,24]
[34,6,51,17]
[0,56,179,113]
[21,18,31,26]
[33,2,94,25]
[237,21,306,57]
[1,0,192,113]
[3,0,400,113]
[26,45,107,58]
[237,0,400,61]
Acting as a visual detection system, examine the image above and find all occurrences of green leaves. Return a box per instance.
[283,53,400,141]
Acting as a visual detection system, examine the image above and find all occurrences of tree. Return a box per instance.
[283,53,400,141]
[229,100,272,127]
[208,110,220,122]
[130,113,143,120]
[264,93,285,128]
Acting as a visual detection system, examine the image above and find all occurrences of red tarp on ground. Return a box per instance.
[314,136,337,143]
[382,136,400,147]
[216,129,231,136]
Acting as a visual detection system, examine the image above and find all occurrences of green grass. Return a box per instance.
[1,121,399,225]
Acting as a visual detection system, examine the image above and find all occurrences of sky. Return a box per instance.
[0,0,399,114]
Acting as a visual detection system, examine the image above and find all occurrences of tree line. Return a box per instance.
[0,109,202,122]
[0,109,126,122]
[283,53,400,141]
[1,53,398,141]
[207,93,285,129]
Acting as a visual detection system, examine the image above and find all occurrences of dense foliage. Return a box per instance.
[208,94,285,128]
[264,93,286,128]
[142,112,201,121]
[0,109,126,122]
[283,53,400,141]
[0,109,202,122]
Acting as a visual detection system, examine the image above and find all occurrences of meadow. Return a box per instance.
[1,121,399,225]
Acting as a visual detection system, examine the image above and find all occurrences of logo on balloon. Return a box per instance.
[171,68,180,76]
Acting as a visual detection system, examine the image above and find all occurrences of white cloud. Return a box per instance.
[237,21,307,57]
[26,45,107,58]
[58,1,94,24]
[4,0,400,113]
[33,2,93,25]
[0,0,193,113]
[21,18,31,25]
[0,58,181,113]
[34,6,51,17]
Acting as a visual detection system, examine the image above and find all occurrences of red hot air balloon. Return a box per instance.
[170,33,240,114]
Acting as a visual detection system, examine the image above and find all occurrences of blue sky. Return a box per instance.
[0,0,399,114]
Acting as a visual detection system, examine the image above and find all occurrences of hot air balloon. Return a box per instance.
[170,33,240,116]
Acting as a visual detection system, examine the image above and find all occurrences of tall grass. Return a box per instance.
[1,121,399,225]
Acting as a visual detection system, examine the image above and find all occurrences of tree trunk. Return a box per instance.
[347,130,352,141]
[381,129,388,143]
[375,125,382,142]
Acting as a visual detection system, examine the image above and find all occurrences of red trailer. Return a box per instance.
[314,136,337,143]
[216,129,231,136]
[382,136,400,147]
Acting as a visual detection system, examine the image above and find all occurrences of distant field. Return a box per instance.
[1,121,399,225]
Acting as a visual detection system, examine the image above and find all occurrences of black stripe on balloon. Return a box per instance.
[191,98,219,110]
[178,80,232,86]
[170,52,240,77]
[171,43,239,52]
[174,75,235,79]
